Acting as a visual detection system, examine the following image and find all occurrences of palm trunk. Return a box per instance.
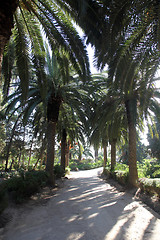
[78,142,82,161]
[94,147,98,161]
[46,121,56,186]
[28,139,34,169]
[125,99,138,187]
[0,1,18,78]
[46,95,61,185]
[0,35,7,78]
[111,140,116,170]
[61,129,66,171]
[128,120,138,187]
[103,143,107,170]
[65,140,70,167]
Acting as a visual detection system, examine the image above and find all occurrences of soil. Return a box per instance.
[1,168,160,240]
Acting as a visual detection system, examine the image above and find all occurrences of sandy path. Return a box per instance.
[1,167,160,240]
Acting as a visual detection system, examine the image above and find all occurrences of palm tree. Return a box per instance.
[57,102,90,170]
[61,1,160,188]
[2,44,92,184]
[107,52,160,186]
[1,0,90,97]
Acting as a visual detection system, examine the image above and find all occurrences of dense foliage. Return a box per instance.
[147,117,160,160]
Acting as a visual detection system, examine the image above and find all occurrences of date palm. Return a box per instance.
[2,45,91,184]
[108,52,160,187]
[57,103,89,170]
[1,0,90,98]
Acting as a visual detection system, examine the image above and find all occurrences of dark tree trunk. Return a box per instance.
[111,140,116,170]
[9,157,15,171]
[28,139,33,169]
[61,129,67,171]
[0,0,18,77]
[103,143,107,170]
[65,140,70,167]
[0,35,7,77]
[46,96,61,186]
[125,99,138,187]
[78,142,82,161]
[46,121,56,186]
[34,157,40,170]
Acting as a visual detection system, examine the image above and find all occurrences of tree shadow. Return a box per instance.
[3,168,160,240]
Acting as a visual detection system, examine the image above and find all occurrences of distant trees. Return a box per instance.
[147,117,160,161]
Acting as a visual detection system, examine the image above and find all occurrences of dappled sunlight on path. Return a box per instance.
[2,168,160,240]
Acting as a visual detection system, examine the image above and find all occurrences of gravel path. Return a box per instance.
[1,168,160,240]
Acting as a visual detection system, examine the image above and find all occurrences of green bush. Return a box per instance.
[103,164,129,186]
[139,178,160,197]
[0,181,8,214]
[112,170,129,186]
[115,163,129,172]
[69,159,103,171]
[0,170,49,204]
[69,161,78,170]
[54,164,65,178]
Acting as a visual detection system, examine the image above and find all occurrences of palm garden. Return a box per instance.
[1,0,160,211]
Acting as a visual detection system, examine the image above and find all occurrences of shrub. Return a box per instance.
[103,164,129,186]
[69,159,103,171]
[112,170,129,186]
[0,170,49,204]
[54,164,65,178]
[139,178,160,197]
[0,181,8,214]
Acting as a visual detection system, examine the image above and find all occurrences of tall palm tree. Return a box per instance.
[2,45,91,184]
[107,52,160,186]
[1,0,90,97]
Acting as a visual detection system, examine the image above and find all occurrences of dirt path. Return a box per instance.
[1,168,160,240]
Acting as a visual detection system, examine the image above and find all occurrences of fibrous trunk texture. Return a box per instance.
[46,121,56,186]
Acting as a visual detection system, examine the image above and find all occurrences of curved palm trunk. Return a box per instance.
[46,121,56,186]
[61,129,66,171]
[111,140,116,170]
[0,1,18,77]
[125,99,138,187]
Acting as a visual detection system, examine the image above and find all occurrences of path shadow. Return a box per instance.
[2,168,160,240]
